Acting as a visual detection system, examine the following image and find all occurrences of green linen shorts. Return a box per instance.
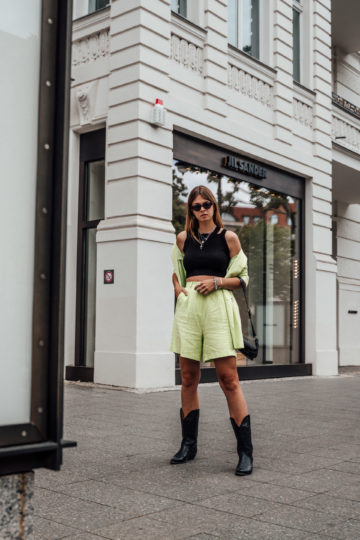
[170,282,237,363]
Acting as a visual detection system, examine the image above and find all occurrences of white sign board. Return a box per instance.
[0,1,42,425]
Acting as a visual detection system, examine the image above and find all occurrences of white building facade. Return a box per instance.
[65,0,360,389]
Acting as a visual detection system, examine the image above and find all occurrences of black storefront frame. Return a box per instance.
[0,0,76,474]
[173,130,310,384]
[65,129,105,383]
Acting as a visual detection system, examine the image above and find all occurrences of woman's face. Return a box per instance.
[191,194,215,224]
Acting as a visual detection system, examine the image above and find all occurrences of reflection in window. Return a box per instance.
[293,5,301,82]
[228,0,260,59]
[171,0,187,17]
[88,0,108,14]
[172,160,300,368]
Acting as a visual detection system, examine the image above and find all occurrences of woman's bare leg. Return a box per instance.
[214,356,248,425]
[179,356,201,417]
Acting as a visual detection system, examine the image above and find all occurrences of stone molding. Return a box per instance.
[170,33,204,75]
[227,64,274,109]
[72,28,110,67]
[332,108,360,155]
[293,97,313,128]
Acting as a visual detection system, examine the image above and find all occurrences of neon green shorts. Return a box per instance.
[170,282,237,363]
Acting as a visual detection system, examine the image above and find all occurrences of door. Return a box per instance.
[73,129,105,381]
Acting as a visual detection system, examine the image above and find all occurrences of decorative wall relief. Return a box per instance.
[227,64,274,109]
[332,113,360,154]
[293,98,313,128]
[76,86,90,125]
[170,34,204,75]
[72,28,110,66]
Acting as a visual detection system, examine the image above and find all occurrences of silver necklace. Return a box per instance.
[198,226,216,250]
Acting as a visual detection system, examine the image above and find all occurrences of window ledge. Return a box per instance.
[228,45,276,76]
[294,80,316,98]
[228,45,276,85]
[73,5,110,30]
[171,11,207,41]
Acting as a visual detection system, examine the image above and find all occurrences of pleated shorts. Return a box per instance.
[170,281,237,363]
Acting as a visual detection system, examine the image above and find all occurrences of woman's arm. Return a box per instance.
[173,231,188,298]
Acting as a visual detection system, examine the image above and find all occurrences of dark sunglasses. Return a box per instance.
[191,201,213,212]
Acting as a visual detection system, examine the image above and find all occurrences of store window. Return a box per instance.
[293,0,302,82]
[228,0,260,59]
[171,0,187,17]
[172,159,302,370]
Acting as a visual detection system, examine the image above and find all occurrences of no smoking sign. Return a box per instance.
[104,269,114,284]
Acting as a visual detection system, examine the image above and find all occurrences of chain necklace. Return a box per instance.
[198,226,216,250]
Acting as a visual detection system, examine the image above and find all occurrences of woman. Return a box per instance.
[170,185,253,476]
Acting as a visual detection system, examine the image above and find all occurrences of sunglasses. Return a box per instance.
[191,201,213,212]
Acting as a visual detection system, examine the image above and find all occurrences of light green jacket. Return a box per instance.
[171,243,249,349]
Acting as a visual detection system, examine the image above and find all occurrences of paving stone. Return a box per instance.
[51,480,183,515]
[33,376,360,539]
[328,460,360,475]
[193,492,281,517]
[33,489,128,532]
[254,453,346,475]
[292,492,360,520]
[237,482,311,504]
[319,518,360,540]
[32,515,83,539]
[326,483,360,502]
[255,504,347,534]
[91,515,204,539]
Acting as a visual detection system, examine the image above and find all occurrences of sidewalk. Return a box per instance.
[34,373,360,539]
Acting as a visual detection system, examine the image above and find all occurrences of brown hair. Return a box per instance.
[185,185,223,241]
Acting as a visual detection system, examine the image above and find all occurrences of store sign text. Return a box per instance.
[223,156,267,179]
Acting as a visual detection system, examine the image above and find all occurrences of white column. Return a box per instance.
[93,0,175,389]
[310,0,338,375]
[273,0,294,145]
[203,0,228,117]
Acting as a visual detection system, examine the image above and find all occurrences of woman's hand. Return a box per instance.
[175,286,188,299]
[195,279,215,295]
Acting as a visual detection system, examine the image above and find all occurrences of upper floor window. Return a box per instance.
[228,0,260,59]
[88,0,109,14]
[293,0,302,82]
[171,0,187,18]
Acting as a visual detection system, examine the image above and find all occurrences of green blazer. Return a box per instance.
[171,243,249,349]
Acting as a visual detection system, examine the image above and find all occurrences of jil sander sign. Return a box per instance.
[223,155,267,179]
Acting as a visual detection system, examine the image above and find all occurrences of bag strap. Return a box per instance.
[240,280,257,339]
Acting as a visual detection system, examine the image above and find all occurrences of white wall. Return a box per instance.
[337,203,360,366]
[66,0,345,385]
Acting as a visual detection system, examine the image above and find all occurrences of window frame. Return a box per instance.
[228,0,271,65]
[171,0,187,18]
[292,0,303,83]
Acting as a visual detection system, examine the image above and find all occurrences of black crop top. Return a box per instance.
[183,227,230,278]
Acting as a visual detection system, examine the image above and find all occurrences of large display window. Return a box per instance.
[173,132,308,381]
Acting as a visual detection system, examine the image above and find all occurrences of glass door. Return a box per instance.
[172,160,302,371]
[73,130,105,381]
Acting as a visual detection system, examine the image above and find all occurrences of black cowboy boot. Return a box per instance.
[170,408,199,464]
[230,415,253,475]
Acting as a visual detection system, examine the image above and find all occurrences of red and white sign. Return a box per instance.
[104,270,114,284]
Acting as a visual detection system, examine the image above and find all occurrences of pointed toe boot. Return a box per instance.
[230,414,253,476]
[170,408,199,464]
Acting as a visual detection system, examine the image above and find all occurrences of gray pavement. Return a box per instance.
[34,373,360,539]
